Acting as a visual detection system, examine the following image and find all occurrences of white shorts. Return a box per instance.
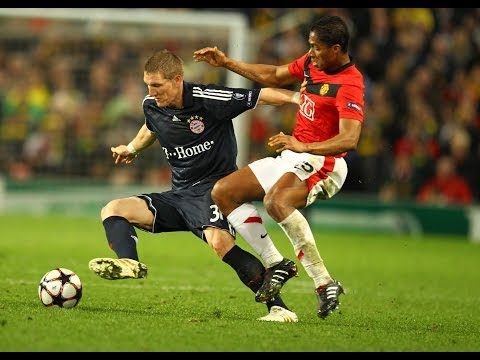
[248,149,348,207]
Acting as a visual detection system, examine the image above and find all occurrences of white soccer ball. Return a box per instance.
[38,268,83,308]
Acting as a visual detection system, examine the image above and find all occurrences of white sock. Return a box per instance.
[227,203,284,268]
[278,210,332,288]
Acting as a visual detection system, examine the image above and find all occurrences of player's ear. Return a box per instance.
[332,44,342,54]
[173,74,183,84]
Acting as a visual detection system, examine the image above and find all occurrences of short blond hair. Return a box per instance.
[144,49,184,79]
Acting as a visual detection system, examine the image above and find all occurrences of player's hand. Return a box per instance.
[193,46,227,67]
[111,145,137,165]
[300,79,307,94]
[268,132,306,153]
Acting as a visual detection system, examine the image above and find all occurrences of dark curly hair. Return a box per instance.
[310,15,350,53]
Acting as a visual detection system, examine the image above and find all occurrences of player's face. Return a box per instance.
[307,31,339,71]
[144,72,182,108]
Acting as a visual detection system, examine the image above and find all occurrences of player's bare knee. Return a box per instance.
[264,191,287,221]
[101,199,123,220]
[211,179,230,208]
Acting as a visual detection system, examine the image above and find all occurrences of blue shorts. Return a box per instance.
[136,179,235,242]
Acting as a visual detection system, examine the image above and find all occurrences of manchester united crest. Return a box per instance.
[320,83,329,96]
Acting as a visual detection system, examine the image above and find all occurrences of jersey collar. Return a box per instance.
[324,56,355,75]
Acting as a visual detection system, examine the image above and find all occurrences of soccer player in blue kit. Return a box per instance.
[88,49,301,322]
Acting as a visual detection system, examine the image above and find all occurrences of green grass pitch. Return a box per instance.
[0,213,479,351]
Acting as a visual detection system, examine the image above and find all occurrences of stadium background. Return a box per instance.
[1,8,480,240]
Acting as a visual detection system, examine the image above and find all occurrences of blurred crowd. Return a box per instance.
[1,8,479,206]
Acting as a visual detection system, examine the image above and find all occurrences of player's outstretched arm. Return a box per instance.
[258,88,301,106]
[192,46,227,67]
[111,124,156,165]
[193,46,297,87]
[269,119,363,156]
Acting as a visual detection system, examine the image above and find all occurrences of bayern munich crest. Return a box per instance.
[188,115,205,134]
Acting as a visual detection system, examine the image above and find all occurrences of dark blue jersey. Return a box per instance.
[143,81,260,190]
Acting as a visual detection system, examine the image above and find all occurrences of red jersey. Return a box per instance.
[288,53,365,157]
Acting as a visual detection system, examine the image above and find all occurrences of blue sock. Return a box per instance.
[102,216,139,261]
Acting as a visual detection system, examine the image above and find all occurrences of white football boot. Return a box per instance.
[88,258,148,280]
[257,306,298,323]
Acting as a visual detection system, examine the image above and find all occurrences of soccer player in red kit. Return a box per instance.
[194,14,365,319]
